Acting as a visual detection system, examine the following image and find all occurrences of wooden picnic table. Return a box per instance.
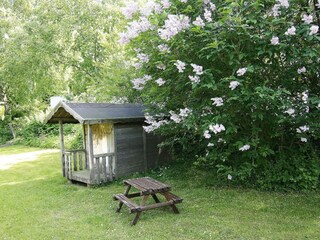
[113,177,183,225]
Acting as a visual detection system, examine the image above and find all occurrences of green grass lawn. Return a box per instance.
[1,145,320,239]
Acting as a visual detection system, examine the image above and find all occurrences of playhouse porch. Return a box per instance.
[63,149,115,185]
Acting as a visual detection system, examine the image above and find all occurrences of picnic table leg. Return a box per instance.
[141,195,149,205]
[131,211,142,225]
[151,194,160,203]
[131,195,149,225]
[116,185,131,213]
[163,192,179,214]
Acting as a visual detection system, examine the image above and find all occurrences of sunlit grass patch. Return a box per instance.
[0,146,320,239]
[0,145,40,155]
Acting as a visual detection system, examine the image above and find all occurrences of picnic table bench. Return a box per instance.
[113,177,183,225]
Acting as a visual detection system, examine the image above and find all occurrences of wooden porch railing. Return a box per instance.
[64,150,115,184]
[91,153,115,184]
[64,149,87,179]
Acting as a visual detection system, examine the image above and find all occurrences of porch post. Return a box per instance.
[82,124,88,167]
[59,120,66,177]
[143,129,147,171]
[88,124,94,181]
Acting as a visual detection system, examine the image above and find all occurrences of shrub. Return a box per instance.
[15,118,83,149]
[120,0,320,190]
[0,119,13,144]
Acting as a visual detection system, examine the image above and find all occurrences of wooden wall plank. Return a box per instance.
[114,124,144,177]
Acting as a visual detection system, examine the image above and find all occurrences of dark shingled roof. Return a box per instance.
[45,102,145,124]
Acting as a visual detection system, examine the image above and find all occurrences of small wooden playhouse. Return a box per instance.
[45,102,169,185]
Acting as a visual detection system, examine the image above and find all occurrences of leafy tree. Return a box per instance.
[0,0,132,116]
[120,0,320,190]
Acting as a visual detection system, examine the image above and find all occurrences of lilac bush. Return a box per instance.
[119,0,320,190]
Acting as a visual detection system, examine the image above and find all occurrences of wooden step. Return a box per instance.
[113,194,140,213]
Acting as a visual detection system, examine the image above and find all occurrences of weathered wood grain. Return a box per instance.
[88,124,94,181]
[59,120,65,177]
[114,177,183,225]
[113,194,139,213]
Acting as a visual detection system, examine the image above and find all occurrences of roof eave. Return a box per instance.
[44,102,85,124]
